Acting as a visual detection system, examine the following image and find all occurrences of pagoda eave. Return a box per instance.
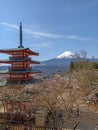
[0,61,40,64]
[0,48,39,56]
[0,48,26,55]
[27,49,39,55]
[0,61,11,64]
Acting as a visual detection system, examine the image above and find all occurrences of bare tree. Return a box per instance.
[79,49,87,59]
[0,66,98,130]
[36,74,86,129]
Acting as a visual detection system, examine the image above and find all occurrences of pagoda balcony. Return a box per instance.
[8,66,32,71]
[9,56,26,59]
[7,76,33,81]
[9,56,31,61]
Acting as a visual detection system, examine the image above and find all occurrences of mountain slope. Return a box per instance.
[34,51,98,78]
[34,57,82,78]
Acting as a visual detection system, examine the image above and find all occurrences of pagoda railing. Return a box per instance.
[8,66,32,70]
[7,76,33,81]
[9,56,31,61]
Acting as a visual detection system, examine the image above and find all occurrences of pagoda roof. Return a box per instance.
[0,47,39,55]
[0,58,40,64]
[0,69,41,74]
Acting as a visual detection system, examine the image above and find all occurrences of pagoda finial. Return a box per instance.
[18,22,24,48]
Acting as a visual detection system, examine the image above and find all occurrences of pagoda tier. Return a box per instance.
[0,69,41,81]
[0,58,40,64]
[0,48,39,56]
[0,23,40,82]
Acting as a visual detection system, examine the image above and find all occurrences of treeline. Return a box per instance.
[69,60,98,73]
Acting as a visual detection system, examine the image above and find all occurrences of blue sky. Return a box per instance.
[0,0,98,61]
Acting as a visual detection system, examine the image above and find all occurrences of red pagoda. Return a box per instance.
[0,23,40,83]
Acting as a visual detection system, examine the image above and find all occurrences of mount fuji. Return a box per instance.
[34,51,81,78]
[39,51,79,66]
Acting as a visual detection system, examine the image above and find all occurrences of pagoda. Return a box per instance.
[0,23,40,83]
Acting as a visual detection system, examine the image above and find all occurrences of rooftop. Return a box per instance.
[0,58,40,64]
[0,47,39,55]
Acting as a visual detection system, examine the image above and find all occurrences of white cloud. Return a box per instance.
[0,22,95,42]
[0,22,19,29]
[24,28,90,41]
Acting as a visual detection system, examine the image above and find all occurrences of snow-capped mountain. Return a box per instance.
[56,51,75,59]
[33,51,81,77]
[33,51,98,78]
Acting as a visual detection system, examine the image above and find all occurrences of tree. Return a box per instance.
[79,49,87,59]
[36,74,86,129]
[68,61,74,73]
[0,67,98,130]
[0,85,43,126]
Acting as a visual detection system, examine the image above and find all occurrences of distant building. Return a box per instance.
[0,23,40,83]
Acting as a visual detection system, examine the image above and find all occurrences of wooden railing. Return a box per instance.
[0,113,73,130]
[0,113,54,130]
[0,120,60,130]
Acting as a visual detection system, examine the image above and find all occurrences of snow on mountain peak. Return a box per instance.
[56,51,75,59]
